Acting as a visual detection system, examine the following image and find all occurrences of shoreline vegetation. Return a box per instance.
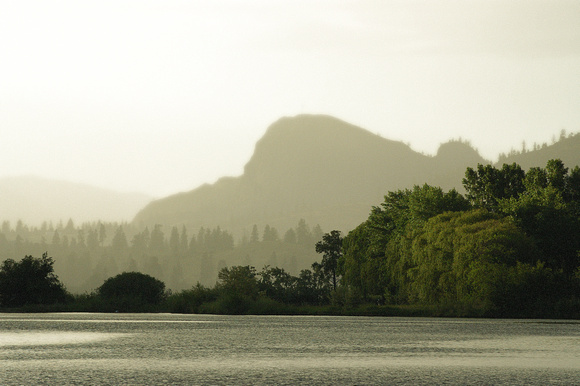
[1,160,580,319]
[2,300,579,319]
[0,302,490,319]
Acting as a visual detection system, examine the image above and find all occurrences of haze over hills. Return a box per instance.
[499,132,580,169]
[3,115,580,292]
[0,176,152,226]
[4,115,579,235]
[134,115,491,236]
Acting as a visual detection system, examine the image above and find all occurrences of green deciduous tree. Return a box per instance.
[258,266,297,303]
[217,265,259,300]
[341,185,470,302]
[315,230,343,291]
[546,159,568,192]
[463,163,525,210]
[499,160,580,275]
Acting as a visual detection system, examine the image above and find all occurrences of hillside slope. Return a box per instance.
[0,176,152,225]
[496,133,580,169]
[133,115,487,235]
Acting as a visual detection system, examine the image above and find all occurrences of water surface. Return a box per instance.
[1,313,578,384]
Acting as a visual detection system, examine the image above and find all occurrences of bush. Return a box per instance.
[0,253,67,308]
[97,272,166,312]
[164,283,217,313]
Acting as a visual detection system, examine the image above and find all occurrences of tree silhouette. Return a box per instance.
[315,230,343,291]
[250,224,259,243]
[0,253,67,307]
[97,271,165,311]
[112,226,128,253]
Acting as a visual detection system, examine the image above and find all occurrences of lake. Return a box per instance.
[0,313,579,385]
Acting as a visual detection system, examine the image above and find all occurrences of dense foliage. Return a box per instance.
[314,230,343,291]
[97,271,166,311]
[183,264,330,314]
[0,159,578,318]
[0,218,323,293]
[340,160,580,317]
[0,253,67,307]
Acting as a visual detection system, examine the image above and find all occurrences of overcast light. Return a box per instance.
[1,0,579,196]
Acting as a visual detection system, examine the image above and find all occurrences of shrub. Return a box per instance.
[164,283,217,313]
[0,253,67,308]
[97,272,166,312]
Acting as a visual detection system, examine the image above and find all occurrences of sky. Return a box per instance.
[1,0,580,197]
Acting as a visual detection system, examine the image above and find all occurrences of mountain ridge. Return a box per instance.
[498,133,580,169]
[133,114,491,235]
[5,115,578,233]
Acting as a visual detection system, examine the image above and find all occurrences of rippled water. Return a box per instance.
[0,313,579,385]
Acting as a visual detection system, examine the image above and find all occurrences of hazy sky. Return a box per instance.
[2,0,580,197]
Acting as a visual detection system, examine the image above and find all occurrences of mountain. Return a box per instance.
[133,115,488,235]
[0,176,152,225]
[497,132,580,169]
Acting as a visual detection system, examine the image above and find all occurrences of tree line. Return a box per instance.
[497,130,579,163]
[0,218,323,293]
[1,159,579,318]
[338,159,580,317]
[0,253,335,313]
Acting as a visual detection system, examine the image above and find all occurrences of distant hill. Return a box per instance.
[134,115,580,236]
[133,115,489,235]
[0,176,152,225]
[496,132,580,170]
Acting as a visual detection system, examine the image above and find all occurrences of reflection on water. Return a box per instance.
[0,313,578,385]
[0,331,124,347]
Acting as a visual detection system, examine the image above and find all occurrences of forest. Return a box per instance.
[0,215,323,293]
[339,159,580,317]
[1,159,579,318]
